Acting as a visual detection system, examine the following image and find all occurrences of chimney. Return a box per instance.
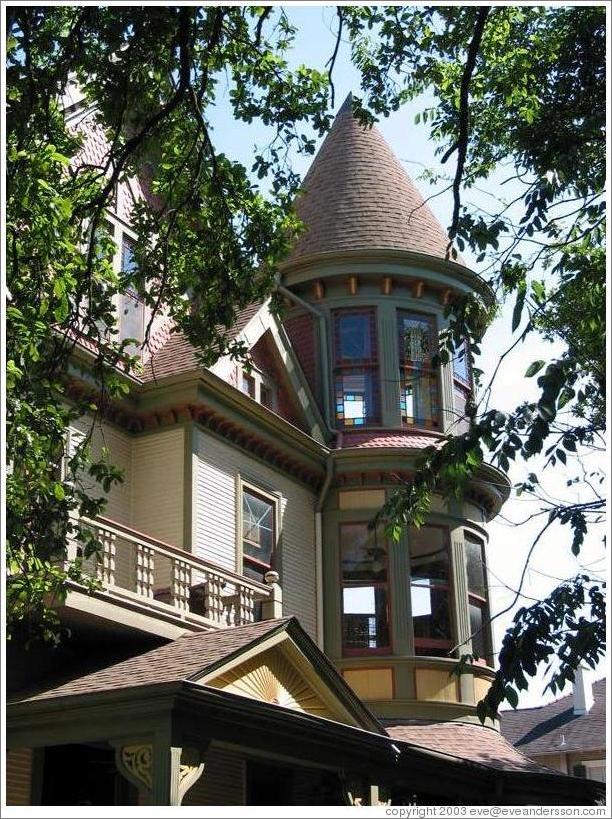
[573,667,594,715]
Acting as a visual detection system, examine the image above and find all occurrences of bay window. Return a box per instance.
[397,311,440,429]
[333,309,380,427]
[409,525,453,656]
[340,523,390,654]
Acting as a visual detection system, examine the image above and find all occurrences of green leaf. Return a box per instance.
[525,360,545,377]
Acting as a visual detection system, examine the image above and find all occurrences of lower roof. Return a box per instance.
[386,722,557,776]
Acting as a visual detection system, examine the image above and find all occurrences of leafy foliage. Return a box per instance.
[6,6,331,642]
[346,4,606,716]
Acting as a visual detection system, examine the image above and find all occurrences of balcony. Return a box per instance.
[63,516,279,639]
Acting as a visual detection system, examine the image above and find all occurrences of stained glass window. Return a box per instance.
[452,339,472,434]
[333,309,379,427]
[397,311,440,429]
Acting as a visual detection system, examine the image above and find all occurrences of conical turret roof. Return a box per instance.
[286,94,453,264]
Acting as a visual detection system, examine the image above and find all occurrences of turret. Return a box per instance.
[280,95,509,724]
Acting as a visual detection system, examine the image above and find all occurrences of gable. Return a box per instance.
[196,632,378,731]
[205,646,335,721]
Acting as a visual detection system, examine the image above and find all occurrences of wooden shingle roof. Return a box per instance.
[286,94,454,265]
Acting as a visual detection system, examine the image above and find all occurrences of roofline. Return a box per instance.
[280,248,495,307]
[7,682,603,802]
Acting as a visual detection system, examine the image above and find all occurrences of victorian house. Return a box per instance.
[5,94,603,807]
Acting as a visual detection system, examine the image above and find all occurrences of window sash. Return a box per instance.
[334,309,378,365]
[399,365,440,428]
[342,584,391,653]
[335,368,379,426]
[242,489,275,575]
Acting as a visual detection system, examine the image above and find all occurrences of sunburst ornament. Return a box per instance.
[208,648,334,719]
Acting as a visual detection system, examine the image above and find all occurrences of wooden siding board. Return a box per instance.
[182,743,245,806]
[6,748,33,805]
[131,428,184,547]
[195,428,317,637]
[70,416,132,524]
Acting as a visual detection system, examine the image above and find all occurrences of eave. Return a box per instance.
[279,248,495,307]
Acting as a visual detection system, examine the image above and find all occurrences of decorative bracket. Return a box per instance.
[114,742,205,805]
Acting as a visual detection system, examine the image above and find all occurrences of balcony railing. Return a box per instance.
[67,515,278,630]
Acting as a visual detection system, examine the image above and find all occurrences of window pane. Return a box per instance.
[409,527,449,585]
[465,535,487,598]
[400,367,439,428]
[398,313,435,364]
[453,383,470,434]
[121,236,137,274]
[342,586,390,650]
[335,371,377,426]
[469,601,486,658]
[453,340,471,384]
[119,290,144,352]
[243,491,274,566]
[412,586,451,641]
[335,312,374,362]
[340,524,387,582]
[242,372,256,398]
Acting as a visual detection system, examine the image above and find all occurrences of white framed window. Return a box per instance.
[236,477,281,584]
[239,365,277,411]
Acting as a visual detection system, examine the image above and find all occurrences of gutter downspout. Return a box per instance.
[315,452,335,648]
[276,280,338,650]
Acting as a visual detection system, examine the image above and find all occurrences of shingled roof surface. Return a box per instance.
[142,301,262,381]
[386,722,559,775]
[500,678,606,757]
[11,618,291,703]
[286,94,454,264]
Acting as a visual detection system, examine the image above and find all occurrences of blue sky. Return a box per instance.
[207,5,607,706]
